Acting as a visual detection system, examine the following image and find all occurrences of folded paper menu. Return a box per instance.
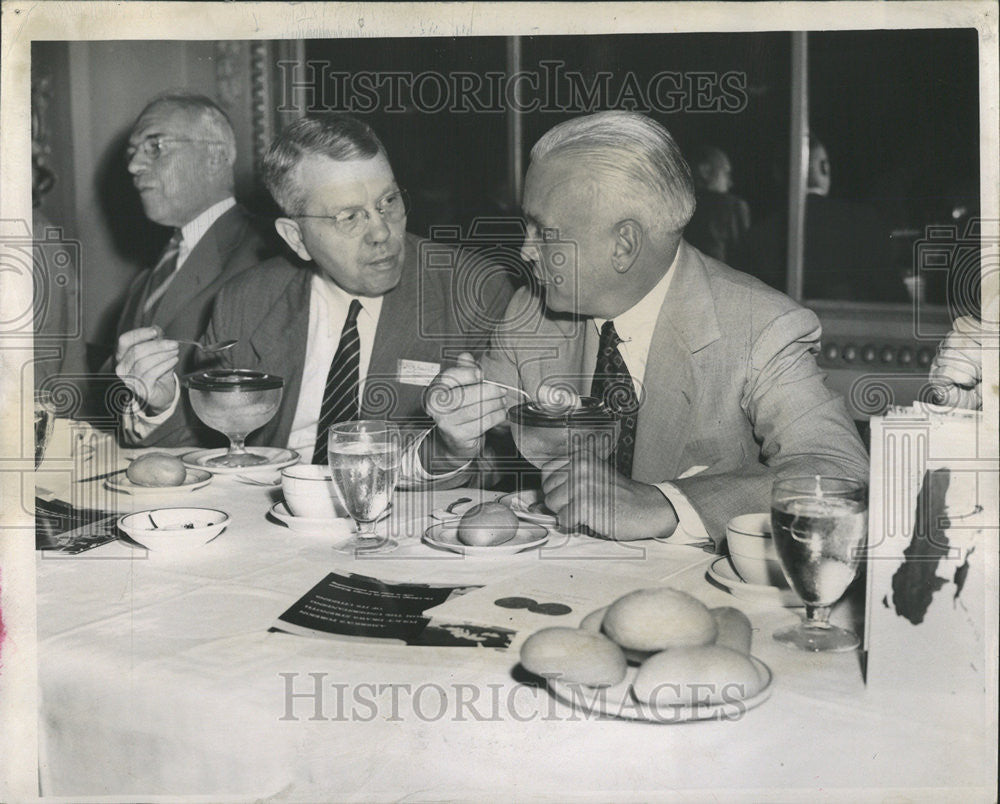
[271,572,515,649]
[423,565,664,637]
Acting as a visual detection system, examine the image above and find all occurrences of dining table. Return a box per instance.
[35,444,994,800]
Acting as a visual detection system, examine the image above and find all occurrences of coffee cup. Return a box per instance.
[281,464,348,519]
[725,513,788,587]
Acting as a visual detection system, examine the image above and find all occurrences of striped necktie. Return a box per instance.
[312,299,363,464]
[142,230,183,318]
[590,320,639,478]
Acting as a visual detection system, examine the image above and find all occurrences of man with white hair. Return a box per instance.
[113,92,269,382]
[421,111,869,544]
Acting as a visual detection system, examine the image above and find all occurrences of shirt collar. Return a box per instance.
[312,271,384,326]
[178,197,236,252]
[592,247,679,343]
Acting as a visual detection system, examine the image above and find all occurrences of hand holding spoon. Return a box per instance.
[173,338,238,354]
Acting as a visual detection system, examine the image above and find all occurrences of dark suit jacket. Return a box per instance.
[481,240,870,540]
[115,204,271,375]
[138,233,516,448]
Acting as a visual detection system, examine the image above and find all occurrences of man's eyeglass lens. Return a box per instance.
[297,190,409,236]
[126,136,223,162]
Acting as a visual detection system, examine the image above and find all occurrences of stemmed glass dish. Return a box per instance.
[327,420,401,554]
[507,397,619,470]
[770,476,869,652]
[185,370,284,467]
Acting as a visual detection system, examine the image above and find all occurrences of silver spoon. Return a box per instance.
[482,379,531,400]
[235,474,281,487]
[173,338,238,354]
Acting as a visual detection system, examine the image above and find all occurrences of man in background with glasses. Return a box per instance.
[112,91,271,389]
[117,114,516,458]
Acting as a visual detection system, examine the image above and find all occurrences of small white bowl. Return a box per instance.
[281,464,348,519]
[725,513,788,587]
[118,507,229,555]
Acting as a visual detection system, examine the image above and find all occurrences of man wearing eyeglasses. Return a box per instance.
[113,92,270,385]
[117,114,516,458]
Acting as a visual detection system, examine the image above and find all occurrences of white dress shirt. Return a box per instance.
[287,274,383,462]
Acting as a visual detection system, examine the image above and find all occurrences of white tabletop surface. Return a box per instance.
[35,453,995,800]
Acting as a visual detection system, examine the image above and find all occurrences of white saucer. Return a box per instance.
[269,501,355,537]
[548,655,773,723]
[268,500,354,539]
[498,489,559,527]
[423,521,549,556]
[106,468,211,495]
[708,557,802,608]
[182,447,300,474]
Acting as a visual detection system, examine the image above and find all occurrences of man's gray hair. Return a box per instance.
[530,111,696,232]
[141,91,237,166]
[262,115,388,215]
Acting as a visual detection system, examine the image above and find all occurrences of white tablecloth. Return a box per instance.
[36,460,994,800]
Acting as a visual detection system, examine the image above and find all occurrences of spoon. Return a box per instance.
[482,379,531,400]
[235,474,281,487]
[445,497,473,514]
[173,338,239,354]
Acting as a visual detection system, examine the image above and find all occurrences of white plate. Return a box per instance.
[423,521,549,556]
[708,557,802,608]
[498,489,559,527]
[106,468,211,495]
[548,655,773,723]
[269,501,356,536]
[182,447,300,474]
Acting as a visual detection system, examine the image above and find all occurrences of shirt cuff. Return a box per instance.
[652,481,714,548]
[120,376,180,443]
[399,427,471,486]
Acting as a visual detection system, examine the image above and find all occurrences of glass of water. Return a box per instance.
[771,476,869,652]
[327,420,400,554]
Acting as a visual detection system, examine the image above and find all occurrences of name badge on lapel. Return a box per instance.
[397,358,441,387]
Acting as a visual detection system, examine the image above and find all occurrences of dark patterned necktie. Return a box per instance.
[590,320,639,477]
[312,299,363,464]
[142,229,183,319]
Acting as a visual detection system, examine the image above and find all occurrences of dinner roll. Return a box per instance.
[602,588,717,652]
[520,627,627,687]
[633,645,764,706]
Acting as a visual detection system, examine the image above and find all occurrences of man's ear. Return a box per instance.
[274,217,312,262]
[612,219,642,274]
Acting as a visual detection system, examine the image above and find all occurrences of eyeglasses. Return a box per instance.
[294,189,409,237]
[125,135,226,162]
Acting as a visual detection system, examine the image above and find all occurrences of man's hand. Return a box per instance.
[540,447,679,541]
[929,315,984,410]
[421,352,508,473]
[115,326,179,415]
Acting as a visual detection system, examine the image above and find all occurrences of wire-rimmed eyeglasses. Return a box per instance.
[292,189,410,237]
[126,135,227,162]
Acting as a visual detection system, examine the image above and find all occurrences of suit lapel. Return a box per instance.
[632,241,721,482]
[368,241,419,386]
[247,269,312,448]
[152,207,245,329]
